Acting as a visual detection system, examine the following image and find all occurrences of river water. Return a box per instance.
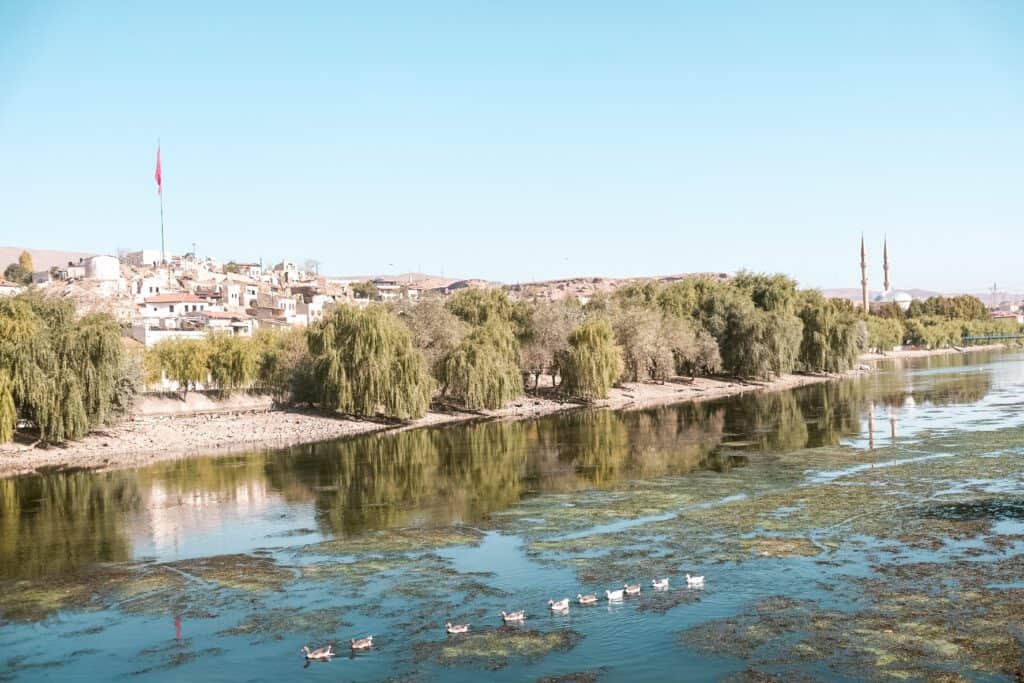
[1,351,1023,681]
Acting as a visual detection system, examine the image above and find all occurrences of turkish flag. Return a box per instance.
[155,145,162,194]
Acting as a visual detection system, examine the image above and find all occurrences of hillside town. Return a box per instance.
[2,246,1023,349]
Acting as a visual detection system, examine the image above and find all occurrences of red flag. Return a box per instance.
[154,145,163,195]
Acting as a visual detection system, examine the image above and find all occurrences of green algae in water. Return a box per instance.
[299,526,484,556]
[414,627,583,670]
[167,554,295,592]
[217,607,352,643]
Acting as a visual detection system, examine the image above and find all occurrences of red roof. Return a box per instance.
[0,279,22,288]
[144,293,205,304]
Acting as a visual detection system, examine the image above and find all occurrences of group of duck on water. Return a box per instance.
[301,573,705,662]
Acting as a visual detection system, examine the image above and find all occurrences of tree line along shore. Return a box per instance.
[1,272,1020,451]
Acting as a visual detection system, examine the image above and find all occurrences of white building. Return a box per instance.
[85,255,121,281]
[142,293,209,318]
[0,279,24,297]
[203,310,256,336]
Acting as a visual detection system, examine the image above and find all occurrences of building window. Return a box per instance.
[170,305,175,313]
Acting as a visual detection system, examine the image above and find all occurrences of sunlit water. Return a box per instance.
[2,351,1023,681]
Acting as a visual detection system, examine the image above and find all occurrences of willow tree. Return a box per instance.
[561,319,624,400]
[205,333,256,397]
[148,338,209,397]
[797,292,865,373]
[307,306,432,420]
[0,372,15,443]
[439,321,523,410]
[252,327,313,404]
[0,294,125,442]
[517,300,584,389]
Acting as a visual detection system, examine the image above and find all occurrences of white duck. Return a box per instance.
[445,622,470,635]
[300,644,334,661]
[605,588,624,601]
[350,635,374,650]
[623,583,641,596]
[548,598,570,612]
[652,578,670,590]
[576,593,598,605]
[500,610,526,623]
[686,573,705,587]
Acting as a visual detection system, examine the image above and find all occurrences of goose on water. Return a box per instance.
[686,573,705,587]
[350,635,374,650]
[576,593,598,605]
[605,588,624,601]
[623,583,641,596]
[300,645,334,661]
[445,622,470,635]
[500,610,526,623]
[652,578,670,590]
[548,598,570,612]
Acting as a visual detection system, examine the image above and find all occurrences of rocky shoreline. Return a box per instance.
[0,345,1008,478]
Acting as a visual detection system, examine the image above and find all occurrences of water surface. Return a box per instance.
[2,351,1022,681]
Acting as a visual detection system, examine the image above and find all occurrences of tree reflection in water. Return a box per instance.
[0,351,998,582]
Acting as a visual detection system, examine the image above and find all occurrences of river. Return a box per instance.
[1,350,1022,681]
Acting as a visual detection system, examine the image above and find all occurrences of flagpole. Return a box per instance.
[158,139,166,265]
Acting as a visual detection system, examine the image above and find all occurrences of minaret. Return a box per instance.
[860,235,869,312]
[883,237,890,292]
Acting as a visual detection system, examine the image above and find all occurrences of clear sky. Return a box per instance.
[1,1,1022,291]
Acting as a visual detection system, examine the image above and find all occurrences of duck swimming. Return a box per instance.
[300,645,334,661]
[548,598,570,612]
[576,593,598,605]
[652,578,670,590]
[500,610,526,623]
[350,635,374,650]
[445,622,470,635]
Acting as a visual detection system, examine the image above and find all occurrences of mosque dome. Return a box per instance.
[873,290,913,311]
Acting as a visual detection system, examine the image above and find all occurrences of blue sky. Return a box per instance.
[1,1,1021,291]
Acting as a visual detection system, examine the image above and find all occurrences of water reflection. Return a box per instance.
[0,351,1004,582]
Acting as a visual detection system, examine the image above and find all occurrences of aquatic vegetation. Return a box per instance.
[535,670,606,683]
[217,607,351,643]
[168,554,295,592]
[299,526,484,556]
[737,536,820,558]
[414,627,583,670]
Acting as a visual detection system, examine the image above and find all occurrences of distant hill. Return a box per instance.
[0,246,95,271]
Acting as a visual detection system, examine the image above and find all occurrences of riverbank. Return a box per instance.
[0,344,1007,478]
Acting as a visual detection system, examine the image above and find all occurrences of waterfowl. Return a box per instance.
[605,588,624,601]
[576,593,598,605]
[300,645,334,661]
[686,573,705,587]
[623,583,641,596]
[652,578,670,590]
[548,598,570,612]
[500,610,526,623]
[350,635,374,650]
[445,622,470,635]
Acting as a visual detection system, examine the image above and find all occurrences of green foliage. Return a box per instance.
[439,322,523,409]
[0,371,15,443]
[715,295,803,379]
[904,316,962,349]
[17,251,33,274]
[3,263,31,285]
[561,319,624,400]
[906,295,988,321]
[205,333,257,397]
[0,294,125,442]
[148,338,209,397]
[307,306,432,420]
[351,281,380,300]
[866,316,905,353]
[392,299,469,380]
[445,289,514,327]
[517,300,584,388]
[252,328,314,404]
[731,271,799,313]
[796,292,865,373]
